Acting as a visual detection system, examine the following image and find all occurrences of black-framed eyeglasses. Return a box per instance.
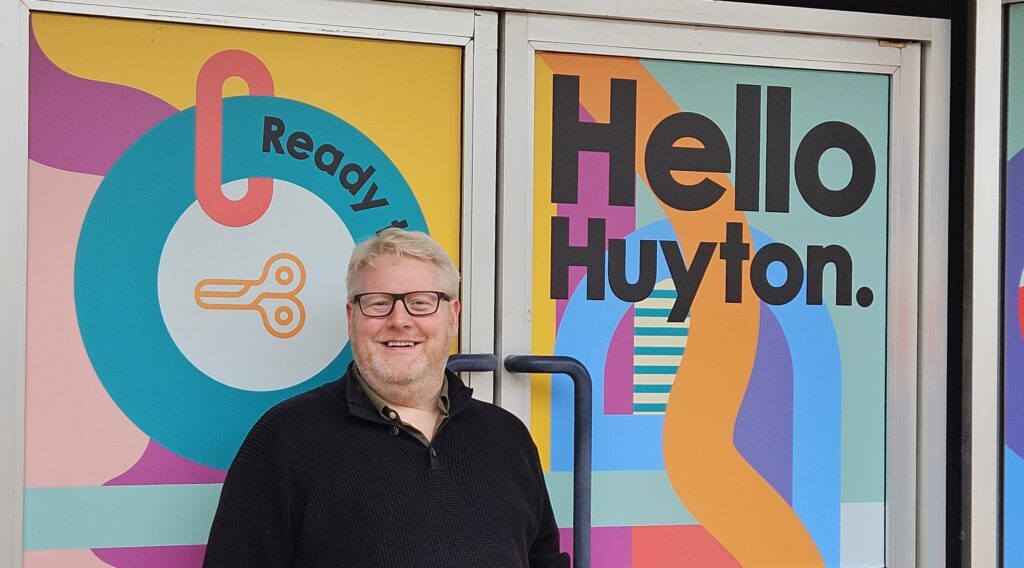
[351,291,452,317]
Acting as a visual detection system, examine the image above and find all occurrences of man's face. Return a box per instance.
[346,255,460,389]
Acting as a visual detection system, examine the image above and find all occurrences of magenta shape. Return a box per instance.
[554,105,637,328]
[560,526,631,567]
[604,306,635,414]
[105,440,226,486]
[92,545,206,568]
[29,25,177,175]
[733,303,794,504]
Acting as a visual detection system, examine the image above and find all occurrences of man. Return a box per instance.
[204,229,569,568]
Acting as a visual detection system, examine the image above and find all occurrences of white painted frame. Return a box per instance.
[975,3,1010,568]
[0,0,497,563]
[497,10,950,567]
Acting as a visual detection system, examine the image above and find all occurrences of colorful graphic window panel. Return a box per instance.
[533,51,890,567]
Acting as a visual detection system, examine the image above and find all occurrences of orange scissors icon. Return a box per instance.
[194,253,306,339]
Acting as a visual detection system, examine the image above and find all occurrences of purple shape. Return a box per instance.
[604,306,635,415]
[29,25,177,175]
[92,545,206,568]
[560,526,631,567]
[105,440,226,486]
[1004,151,1024,455]
[554,105,636,328]
[734,303,794,504]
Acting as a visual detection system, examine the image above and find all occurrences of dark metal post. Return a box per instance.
[503,355,592,568]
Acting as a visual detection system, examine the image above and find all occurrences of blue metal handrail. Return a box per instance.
[504,355,592,568]
[446,353,499,374]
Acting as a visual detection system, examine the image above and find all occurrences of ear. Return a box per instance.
[346,302,355,333]
[449,298,461,334]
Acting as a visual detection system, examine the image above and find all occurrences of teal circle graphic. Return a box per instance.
[76,96,428,469]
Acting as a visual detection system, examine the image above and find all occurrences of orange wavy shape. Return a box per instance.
[538,52,823,566]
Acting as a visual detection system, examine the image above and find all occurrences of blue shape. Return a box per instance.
[634,327,689,336]
[633,366,679,374]
[750,228,842,568]
[552,220,677,471]
[634,384,673,393]
[634,347,684,356]
[76,96,428,469]
[633,404,667,413]
[1007,445,1024,568]
[766,260,791,287]
[634,308,673,318]
[24,484,222,549]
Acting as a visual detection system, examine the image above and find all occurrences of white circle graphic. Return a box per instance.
[158,179,352,391]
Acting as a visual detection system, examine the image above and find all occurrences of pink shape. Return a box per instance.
[194,50,274,227]
[23,548,115,567]
[106,440,225,486]
[554,105,636,328]
[632,525,740,567]
[92,545,206,568]
[560,526,632,567]
[604,306,635,414]
[25,160,150,487]
[29,25,177,175]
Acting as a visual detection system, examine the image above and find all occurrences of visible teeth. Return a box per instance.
[387,341,415,347]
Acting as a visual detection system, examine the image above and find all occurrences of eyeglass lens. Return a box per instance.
[357,292,443,317]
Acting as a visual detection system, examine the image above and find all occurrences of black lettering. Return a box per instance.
[644,112,730,211]
[378,219,408,233]
[551,75,637,206]
[806,245,853,305]
[719,222,750,303]
[734,84,761,212]
[287,131,313,159]
[550,216,606,300]
[766,86,791,213]
[608,239,657,302]
[750,243,804,305]
[856,287,874,307]
[351,182,389,211]
[794,121,875,217]
[660,240,715,322]
[314,144,344,176]
[262,116,285,153]
[340,164,376,195]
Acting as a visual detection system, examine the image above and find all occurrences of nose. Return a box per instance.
[384,298,415,325]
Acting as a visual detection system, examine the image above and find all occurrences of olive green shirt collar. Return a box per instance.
[352,364,450,446]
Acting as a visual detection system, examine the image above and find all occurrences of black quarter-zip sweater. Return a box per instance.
[203,364,570,568]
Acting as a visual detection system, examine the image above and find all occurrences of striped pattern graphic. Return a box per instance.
[633,281,688,414]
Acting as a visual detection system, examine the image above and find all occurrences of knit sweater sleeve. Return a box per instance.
[203,412,300,567]
[525,433,571,568]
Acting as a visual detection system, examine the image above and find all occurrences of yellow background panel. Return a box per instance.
[530,57,556,468]
[32,12,463,260]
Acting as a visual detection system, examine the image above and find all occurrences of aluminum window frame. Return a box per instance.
[497,11,949,567]
[0,0,498,563]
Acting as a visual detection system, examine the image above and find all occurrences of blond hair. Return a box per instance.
[346,229,461,299]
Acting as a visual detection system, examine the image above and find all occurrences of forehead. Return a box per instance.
[357,255,442,292]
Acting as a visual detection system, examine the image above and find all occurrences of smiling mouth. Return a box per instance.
[384,340,419,348]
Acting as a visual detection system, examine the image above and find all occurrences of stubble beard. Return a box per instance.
[354,322,456,398]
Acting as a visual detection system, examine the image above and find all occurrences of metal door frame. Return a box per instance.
[496,11,950,567]
[0,0,498,563]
